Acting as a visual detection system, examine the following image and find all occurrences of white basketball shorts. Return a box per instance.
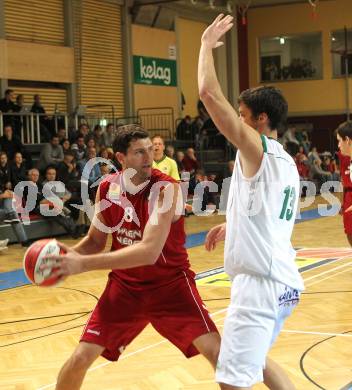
[215,273,300,388]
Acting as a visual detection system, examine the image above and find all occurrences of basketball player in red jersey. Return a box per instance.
[336,121,352,246]
[49,125,220,390]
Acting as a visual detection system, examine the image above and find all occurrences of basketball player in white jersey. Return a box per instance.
[198,15,304,389]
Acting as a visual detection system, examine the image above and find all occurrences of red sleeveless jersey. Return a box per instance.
[98,169,191,285]
[338,151,352,189]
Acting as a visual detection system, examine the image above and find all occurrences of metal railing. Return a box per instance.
[137,107,174,140]
[1,106,176,144]
[0,112,69,144]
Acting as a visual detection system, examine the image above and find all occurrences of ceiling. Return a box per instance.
[131,0,329,29]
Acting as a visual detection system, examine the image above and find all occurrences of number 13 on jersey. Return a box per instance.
[279,186,296,221]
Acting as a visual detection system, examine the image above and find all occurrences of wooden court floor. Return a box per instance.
[0,196,351,390]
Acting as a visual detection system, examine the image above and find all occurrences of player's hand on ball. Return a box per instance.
[41,242,84,278]
[205,223,226,251]
[201,14,234,49]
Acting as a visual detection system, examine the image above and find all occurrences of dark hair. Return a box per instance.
[64,151,75,158]
[151,135,164,143]
[51,133,59,140]
[112,124,149,154]
[238,86,288,130]
[45,165,56,173]
[79,123,89,130]
[335,121,352,140]
[5,89,14,96]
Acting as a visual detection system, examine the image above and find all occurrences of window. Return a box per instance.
[331,29,352,77]
[259,32,322,82]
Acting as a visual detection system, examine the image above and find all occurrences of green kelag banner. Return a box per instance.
[133,55,177,87]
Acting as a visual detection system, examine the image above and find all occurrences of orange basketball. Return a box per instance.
[23,239,65,287]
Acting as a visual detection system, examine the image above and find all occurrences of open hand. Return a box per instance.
[205,223,226,251]
[201,14,234,49]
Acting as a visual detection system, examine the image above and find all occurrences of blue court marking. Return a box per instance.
[295,207,335,224]
[185,231,207,248]
[0,269,29,290]
[0,207,330,292]
[340,382,352,390]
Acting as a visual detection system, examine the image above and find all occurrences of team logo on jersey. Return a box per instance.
[108,182,121,202]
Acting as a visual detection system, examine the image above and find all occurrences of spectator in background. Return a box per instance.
[71,135,86,166]
[86,137,99,154]
[93,125,105,150]
[165,145,175,160]
[227,160,235,176]
[103,123,115,147]
[61,138,71,153]
[193,169,217,211]
[13,94,28,139]
[37,134,64,172]
[99,146,114,162]
[9,152,27,188]
[310,159,332,190]
[301,131,311,155]
[295,153,310,180]
[322,156,340,181]
[282,127,299,156]
[14,94,27,114]
[0,152,12,191]
[70,123,91,144]
[152,135,180,180]
[0,89,16,127]
[27,167,79,239]
[56,151,79,186]
[57,127,67,143]
[31,94,51,141]
[56,151,81,221]
[0,125,32,168]
[183,147,199,175]
[308,146,321,165]
[100,163,111,178]
[175,151,185,175]
[197,100,225,148]
[176,115,194,141]
[296,145,307,160]
[80,147,101,201]
[0,187,31,246]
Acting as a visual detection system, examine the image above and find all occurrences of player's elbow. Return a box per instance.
[199,88,213,103]
[140,243,161,265]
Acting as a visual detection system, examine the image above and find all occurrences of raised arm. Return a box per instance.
[198,14,263,177]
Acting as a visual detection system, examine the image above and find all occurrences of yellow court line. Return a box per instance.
[36,259,352,390]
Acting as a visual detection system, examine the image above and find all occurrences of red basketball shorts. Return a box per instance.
[80,270,218,361]
[343,190,352,235]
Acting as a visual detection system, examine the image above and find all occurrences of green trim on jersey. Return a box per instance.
[261,134,268,153]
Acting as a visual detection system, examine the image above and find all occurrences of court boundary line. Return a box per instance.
[36,308,227,390]
[36,259,352,390]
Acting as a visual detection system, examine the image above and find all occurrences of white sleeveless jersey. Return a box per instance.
[224,135,304,290]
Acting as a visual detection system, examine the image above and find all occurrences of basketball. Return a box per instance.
[23,239,64,287]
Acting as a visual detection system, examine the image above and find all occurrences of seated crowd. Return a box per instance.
[280,127,340,191]
[0,123,223,245]
[0,111,343,246]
